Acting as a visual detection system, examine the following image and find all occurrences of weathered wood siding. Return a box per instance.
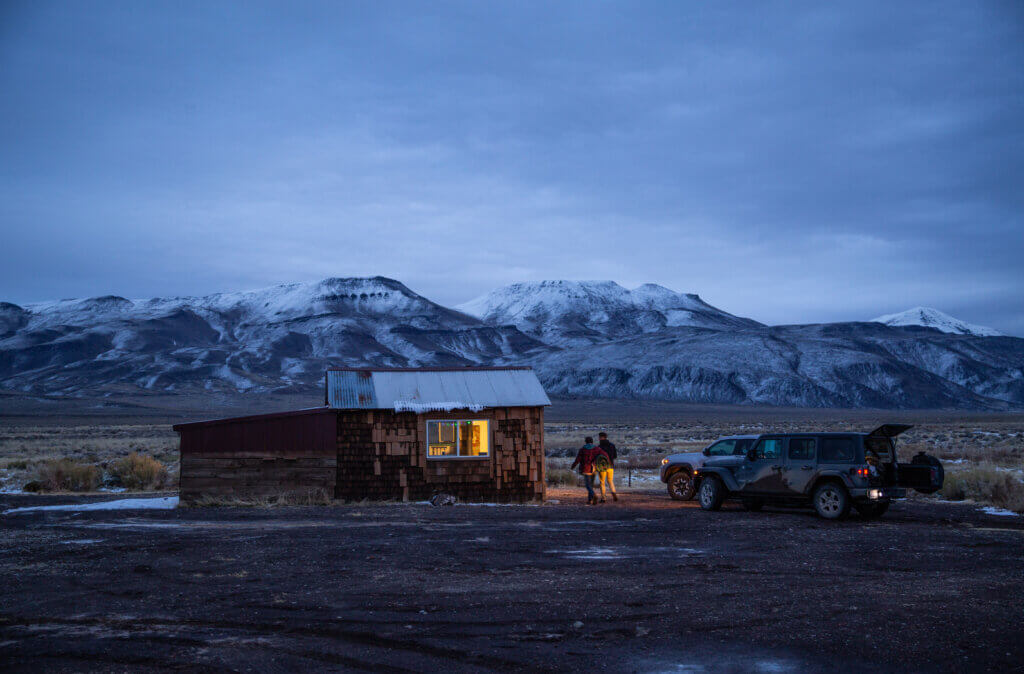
[178,406,546,503]
[335,406,545,503]
[178,409,337,503]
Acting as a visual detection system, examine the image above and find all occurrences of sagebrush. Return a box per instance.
[941,464,1024,513]
[35,459,102,492]
[110,452,170,490]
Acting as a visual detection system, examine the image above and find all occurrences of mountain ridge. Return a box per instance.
[2,277,1021,410]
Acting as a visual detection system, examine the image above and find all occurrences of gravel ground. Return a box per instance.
[2,488,1023,673]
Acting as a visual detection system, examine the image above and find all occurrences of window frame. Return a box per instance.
[425,418,491,460]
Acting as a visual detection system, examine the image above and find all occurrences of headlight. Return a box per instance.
[868,489,882,500]
[661,458,669,465]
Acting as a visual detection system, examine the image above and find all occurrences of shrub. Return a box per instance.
[35,460,102,492]
[546,468,579,487]
[941,465,1024,513]
[109,453,169,491]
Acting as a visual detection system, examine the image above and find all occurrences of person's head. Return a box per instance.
[598,432,608,441]
[584,436,593,445]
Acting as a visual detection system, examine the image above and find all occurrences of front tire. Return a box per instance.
[854,502,890,519]
[812,482,851,520]
[698,476,725,511]
[667,470,697,501]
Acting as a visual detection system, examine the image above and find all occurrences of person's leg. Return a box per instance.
[584,473,596,503]
[597,471,607,500]
[607,468,617,500]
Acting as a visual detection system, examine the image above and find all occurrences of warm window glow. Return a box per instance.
[427,420,489,458]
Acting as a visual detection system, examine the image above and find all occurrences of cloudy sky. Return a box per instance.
[2,1,1022,333]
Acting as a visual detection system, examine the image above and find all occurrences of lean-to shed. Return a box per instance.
[175,367,551,503]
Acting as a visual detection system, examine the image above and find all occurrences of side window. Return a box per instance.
[788,438,816,461]
[734,439,753,455]
[755,438,782,459]
[820,437,856,463]
[706,439,737,456]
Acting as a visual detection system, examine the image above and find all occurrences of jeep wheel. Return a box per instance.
[741,497,764,512]
[698,476,725,511]
[854,502,890,519]
[667,471,696,501]
[812,482,851,520]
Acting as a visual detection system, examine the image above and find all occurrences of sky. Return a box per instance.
[1,1,1023,334]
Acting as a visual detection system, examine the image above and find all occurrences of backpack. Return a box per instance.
[594,453,611,473]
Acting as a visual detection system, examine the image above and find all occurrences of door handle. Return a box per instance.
[801,465,813,470]
[771,465,782,470]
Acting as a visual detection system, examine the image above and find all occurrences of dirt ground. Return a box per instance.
[3,486,1023,673]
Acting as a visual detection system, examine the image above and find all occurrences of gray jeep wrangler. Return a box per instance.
[660,435,760,501]
[694,425,943,520]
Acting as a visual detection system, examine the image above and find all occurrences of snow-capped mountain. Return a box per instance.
[871,307,1003,337]
[0,277,547,395]
[2,277,1021,409]
[457,280,760,345]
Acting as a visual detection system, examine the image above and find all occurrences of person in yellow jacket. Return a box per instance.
[595,431,618,502]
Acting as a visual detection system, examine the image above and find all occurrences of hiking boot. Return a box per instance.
[612,493,618,502]
[600,499,606,503]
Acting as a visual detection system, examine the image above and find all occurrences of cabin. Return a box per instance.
[174,367,551,504]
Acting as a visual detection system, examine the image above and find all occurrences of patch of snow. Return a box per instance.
[981,506,1020,517]
[394,400,484,413]
[61,539,104,545]
[4,496,179,514]
[871,307,1002,337]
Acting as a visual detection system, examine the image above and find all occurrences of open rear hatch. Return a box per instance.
[870,424,944,494]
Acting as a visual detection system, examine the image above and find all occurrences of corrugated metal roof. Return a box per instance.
[326,367,550,410]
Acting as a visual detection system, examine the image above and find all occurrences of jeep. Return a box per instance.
[693,424,943,520]
[660,435,760,501]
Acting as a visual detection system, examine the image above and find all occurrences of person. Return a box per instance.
[570,436,610,505]
[594,431,618,502]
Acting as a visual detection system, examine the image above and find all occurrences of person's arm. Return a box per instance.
[570,448,582,470]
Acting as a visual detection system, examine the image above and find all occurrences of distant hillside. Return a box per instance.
[872,307,1003,337]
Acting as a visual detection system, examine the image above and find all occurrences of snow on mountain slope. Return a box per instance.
[871,307,1002,337]
[0,277,549,395]
[2,278,1022,409]
[457,280,761,345]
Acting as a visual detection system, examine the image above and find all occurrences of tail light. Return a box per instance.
[850,467,870,478]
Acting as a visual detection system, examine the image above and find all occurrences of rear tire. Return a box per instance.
[854,502,890,519]
[741,497,764,512]
[698,476,725,511]
[812,482,851,520]
[667,470,696,501]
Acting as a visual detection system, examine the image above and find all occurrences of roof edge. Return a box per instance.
[325,366,535,372]
[173,406,333,431]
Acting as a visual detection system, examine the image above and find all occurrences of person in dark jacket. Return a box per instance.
[596,431,618,502]
[570,436,610,505]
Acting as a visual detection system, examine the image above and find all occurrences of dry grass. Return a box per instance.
[941,464,1024,513]
[33,459,102,492]
[109,453,170,491]
[545,468,579,487]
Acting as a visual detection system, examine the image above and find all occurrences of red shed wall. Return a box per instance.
[177,409,337,502]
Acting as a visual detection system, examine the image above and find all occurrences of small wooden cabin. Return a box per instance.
[174,367,550,503]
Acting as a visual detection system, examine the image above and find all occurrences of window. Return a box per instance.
[734,439,754,455]
[789,438,816,461]
[706,440,737,456]
[820,437,856,462]
[753,438,782,459]
[426,420,490,458]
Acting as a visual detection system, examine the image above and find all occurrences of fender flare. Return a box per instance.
[695,467,741,492]
[807,470,853,494]
[664,463,694,479]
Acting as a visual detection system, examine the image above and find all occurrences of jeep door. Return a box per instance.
[782,437,817,496]
[736,437,785,494]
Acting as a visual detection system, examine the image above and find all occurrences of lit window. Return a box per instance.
[426,420,490,458]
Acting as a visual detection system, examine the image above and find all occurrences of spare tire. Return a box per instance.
[910,452,944,494]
